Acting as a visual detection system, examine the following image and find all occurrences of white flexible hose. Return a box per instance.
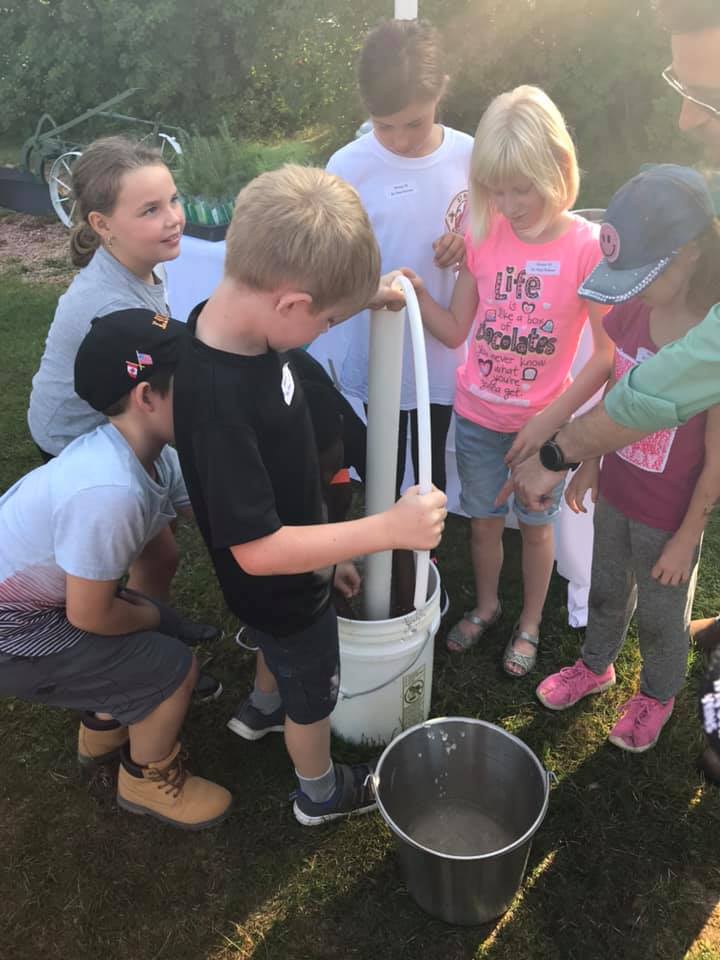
[392,275,432,611]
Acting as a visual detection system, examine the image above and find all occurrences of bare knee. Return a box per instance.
[172,653,199,701]
[144,526,179,574]
[471,517,504,544]
[519,522,553,547]
[149,527,179,581]
[185,653,199,689]
[128,527,179,600]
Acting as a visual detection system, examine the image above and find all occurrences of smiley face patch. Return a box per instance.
[600,223,621,263]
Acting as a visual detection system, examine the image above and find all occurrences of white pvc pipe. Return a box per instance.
[394,0,418,18]
[392,275,432,611]
[364,308,405,621]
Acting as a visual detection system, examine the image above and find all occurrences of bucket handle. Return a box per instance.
[338,612,441,702]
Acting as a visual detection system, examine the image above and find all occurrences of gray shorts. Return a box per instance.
[0,629,193,726]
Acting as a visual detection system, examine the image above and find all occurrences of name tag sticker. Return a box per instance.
[526,260,561,276]
[386,181,418,200]
[281,363,295,406]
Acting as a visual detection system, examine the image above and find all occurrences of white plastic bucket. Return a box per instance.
[331,561,441,746]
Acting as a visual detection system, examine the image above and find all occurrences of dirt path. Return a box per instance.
[0,211,74,284]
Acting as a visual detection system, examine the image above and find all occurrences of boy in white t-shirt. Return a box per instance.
[327,19,473,508]
[0,308,231,830]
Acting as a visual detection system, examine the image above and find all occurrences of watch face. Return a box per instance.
[540,441,562,471]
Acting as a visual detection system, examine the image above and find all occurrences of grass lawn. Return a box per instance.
[2,260,720,960]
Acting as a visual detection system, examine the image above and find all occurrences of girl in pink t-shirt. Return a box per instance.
[405,86,611,676]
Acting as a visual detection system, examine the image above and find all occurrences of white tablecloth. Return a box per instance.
[166,236,596,627]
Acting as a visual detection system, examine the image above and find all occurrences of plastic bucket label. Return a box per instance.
[402,664,426,729]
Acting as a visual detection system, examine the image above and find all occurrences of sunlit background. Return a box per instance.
[1,0,690,207]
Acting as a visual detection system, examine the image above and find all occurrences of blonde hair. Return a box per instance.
[224,165,380,315]
[68,136,164,267]
[469,85,580,242]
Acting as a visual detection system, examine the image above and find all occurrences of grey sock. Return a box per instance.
[249,686,282,716]
[297,763,337,803]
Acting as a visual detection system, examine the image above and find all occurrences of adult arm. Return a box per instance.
[605,303,720,432]
[505,303,614,467]
[506,305,720,510]
[499,404,647,512]
[529,301,720,468]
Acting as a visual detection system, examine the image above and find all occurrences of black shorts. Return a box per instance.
[0,629,193,726]
[254,604,339,725]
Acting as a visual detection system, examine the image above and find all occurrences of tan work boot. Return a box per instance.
[691,616,720,653]
[117,742,232,830]
[77,715,129,765]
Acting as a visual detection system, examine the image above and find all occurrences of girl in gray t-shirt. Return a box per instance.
[28,135,185,457]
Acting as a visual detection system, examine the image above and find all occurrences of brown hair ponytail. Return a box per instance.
[69,136,164,268]
[69,222,101,268]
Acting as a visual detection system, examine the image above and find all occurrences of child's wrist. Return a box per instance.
[669,529,698,549]
[413,283,428,302]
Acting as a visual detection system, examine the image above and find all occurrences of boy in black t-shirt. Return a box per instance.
[173,165,447,826]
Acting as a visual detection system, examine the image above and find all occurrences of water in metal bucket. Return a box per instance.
[374,717,550,925]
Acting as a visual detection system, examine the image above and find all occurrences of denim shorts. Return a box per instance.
[455,414,564,526]
[253,603,340,725]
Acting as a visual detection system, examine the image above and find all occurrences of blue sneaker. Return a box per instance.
[226,697,285,741]
[292,762,377,826]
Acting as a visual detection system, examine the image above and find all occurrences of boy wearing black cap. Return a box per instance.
[536,166,720,753]
[0,308,231,830]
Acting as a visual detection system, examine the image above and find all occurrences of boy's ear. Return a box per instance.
[275,291,313,316]
[132,380,156,412]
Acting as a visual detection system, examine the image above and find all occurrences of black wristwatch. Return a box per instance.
[539,434,580,472]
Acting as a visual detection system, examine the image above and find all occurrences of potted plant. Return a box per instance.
[175,121,311,241]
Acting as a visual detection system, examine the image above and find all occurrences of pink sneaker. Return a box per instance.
[608,693,675,753]
[536,659,615,711]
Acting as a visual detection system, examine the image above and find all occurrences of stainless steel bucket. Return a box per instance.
[373,717,550,925]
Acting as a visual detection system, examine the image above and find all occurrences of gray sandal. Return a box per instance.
[446,602,502,652]
[503,622,540,678]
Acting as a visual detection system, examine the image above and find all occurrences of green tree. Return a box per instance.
[1,0,690,203]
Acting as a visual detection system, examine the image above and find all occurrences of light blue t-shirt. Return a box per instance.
[0,424,188,656]
[27,247,168,455]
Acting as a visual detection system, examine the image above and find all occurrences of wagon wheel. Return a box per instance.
[157,132,183,158]
[48,151,81,228]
